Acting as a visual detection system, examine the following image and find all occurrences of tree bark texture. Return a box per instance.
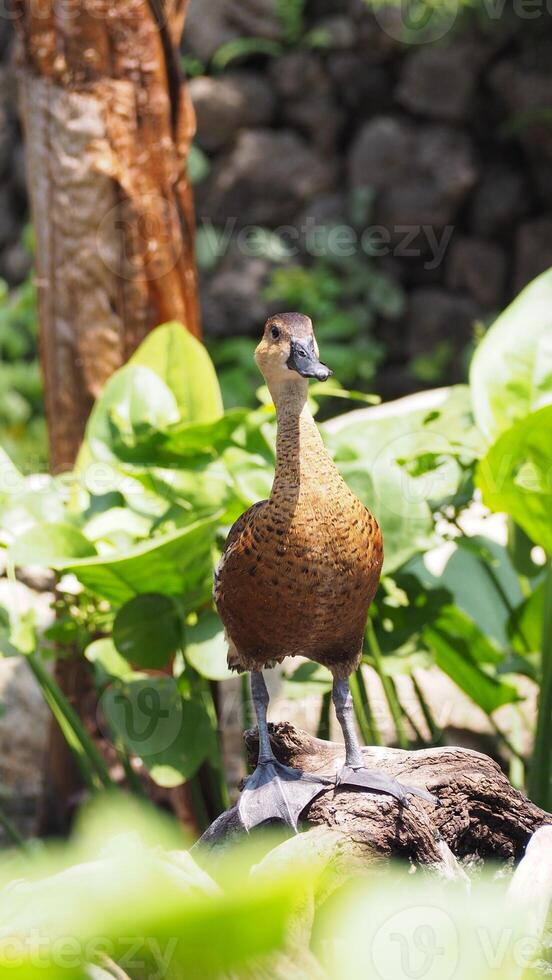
[12,0,200,473]
[198,723,552,873]
[11,0,201,833]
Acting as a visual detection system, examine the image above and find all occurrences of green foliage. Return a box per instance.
[113,593,182,670]
[276,0,306,44]
[0,265,46,471]
[2,265,552,816]
[477,405,552,555]
[0,795,548,979]
[470,268,552,443]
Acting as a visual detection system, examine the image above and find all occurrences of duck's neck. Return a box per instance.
[270,378,336,497]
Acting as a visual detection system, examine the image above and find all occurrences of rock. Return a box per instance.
[348,116,477,233]
[0,578,54,839]
[9,141,28,203]
[446,236,506,310]
[224,71,276,127]
[225,0,284,41]
[310,15,357,48]
[197,129,335,227]
[0,187,19,248]
[0,241,33,286]
[0,120,12,181]
[489,57,552,204]
[327,53,392,114]
[404,287,479,364]
[200,245,275,337]
[295,192,348,229]
[268,51,343,150]
[469,164,530,236]
[395,41,485,122]
[190,72,275,152]
[183,0,238,62]
[515,217,552,292]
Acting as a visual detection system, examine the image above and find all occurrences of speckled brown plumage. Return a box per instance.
[215,313,383,680]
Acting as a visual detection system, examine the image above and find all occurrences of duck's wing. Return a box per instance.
[213,500,268,602]
[222,500,268,553]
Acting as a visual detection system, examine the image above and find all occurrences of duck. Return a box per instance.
[215,312,436,830]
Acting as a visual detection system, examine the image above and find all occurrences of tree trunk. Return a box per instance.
[11,0,201,832]
[12,0,200,473]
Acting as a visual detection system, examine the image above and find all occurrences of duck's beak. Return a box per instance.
[287,337,332,382]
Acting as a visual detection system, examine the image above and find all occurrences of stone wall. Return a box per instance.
[185,0,552,396]
[2,2,552,397]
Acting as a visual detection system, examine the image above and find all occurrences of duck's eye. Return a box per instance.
[270,325,280,340]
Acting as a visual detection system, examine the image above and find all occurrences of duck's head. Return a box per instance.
[255,312,332,389]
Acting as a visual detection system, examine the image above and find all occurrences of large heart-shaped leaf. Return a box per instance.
[56,513,220,606]
[185,612,232,681]
[10,522,96,566]
[100,676,214,786]
[470,269,552,443]
[113,593,183,669]
[130,321,223,423]
[476,405,552,555]
[82,364,180,463]
[325,386,480,572]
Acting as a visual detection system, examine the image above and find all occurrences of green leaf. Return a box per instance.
[325,387,482,572]
[101,676,213,785]
[9,521,96,566]
[57,513,220,606]
[114,594,182,670]
[85,637,134,682]
[282,661,333,698]
[0,605,19,658]
[185,612,232,680]
[408,535,524,650]
[82,364,180,462]
[0,795,307,979]
[130,322,223,424]
[508,583,545,656]
[470,268,552,443]
[375,574,451,655]
[476,405,552,554]
[423,606,521,714]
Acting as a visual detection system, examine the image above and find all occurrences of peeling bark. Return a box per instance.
[12,0,200,472]
[198,723,552,868]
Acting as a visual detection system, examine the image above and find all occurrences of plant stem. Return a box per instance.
[26,653,112,791]
[365,621,409,749]
[241,672,252,731]
[390,677,426,745]
[489,716,526,766]
[0,799,28,851]
[201,681,230,814]
[351,667,382,746]
[412,672,442,743]
[529,560,552,810]
[316,690,331,741]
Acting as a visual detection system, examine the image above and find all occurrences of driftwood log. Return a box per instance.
[198,723,551,874]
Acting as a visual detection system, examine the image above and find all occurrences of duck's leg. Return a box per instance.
[332,678,438,805]
[238,671,331,832]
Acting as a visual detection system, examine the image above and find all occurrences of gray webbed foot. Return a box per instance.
[337,764,438,806]
[239,759,332,832]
